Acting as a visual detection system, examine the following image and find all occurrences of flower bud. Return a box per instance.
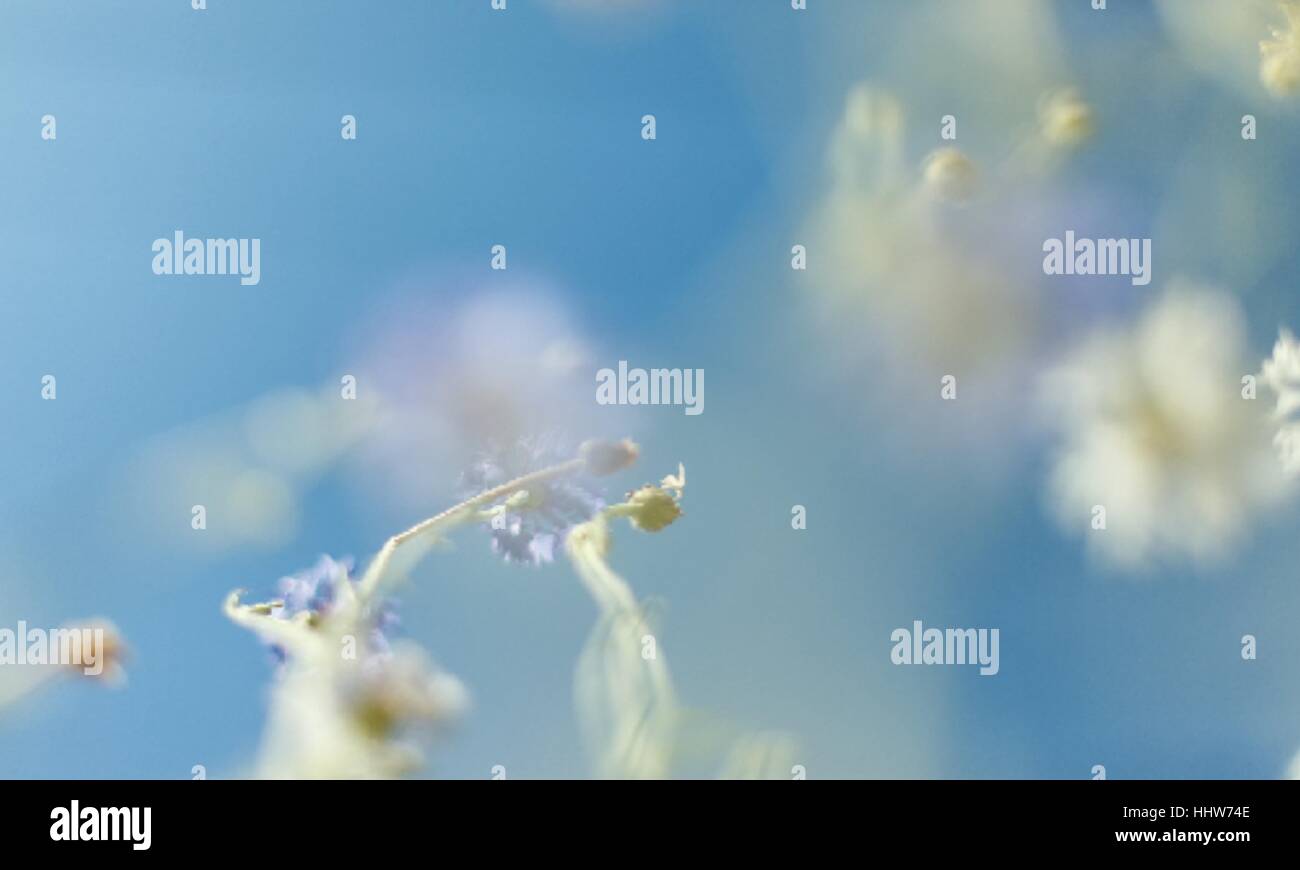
[922,148,977,202]
[579,438,640,476]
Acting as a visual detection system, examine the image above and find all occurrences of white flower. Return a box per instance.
[226,580,466,779]
[1261,1,1300,96]
[252,642,467,780]
[1041,286,1289,569]
[1261,329,1300,472]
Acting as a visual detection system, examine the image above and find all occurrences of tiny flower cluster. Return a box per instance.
[262,555,396,667]
[226,553,463,778]
[461,436,640,566]
[1261,329,1300,473]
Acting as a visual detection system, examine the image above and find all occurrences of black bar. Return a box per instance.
[1,780,1289,855]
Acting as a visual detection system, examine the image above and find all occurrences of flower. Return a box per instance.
[1040,286,1288,568]
[1261,1,1300,96]
[226,558,463,778]
[250,640,467,779]
[344,642,469,741]
[1260,329,1300,472]
[273,555,351,620]
[461,436,606,565]
[266,555,395,666]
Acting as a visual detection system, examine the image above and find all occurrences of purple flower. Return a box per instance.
[265,555,397,665]
[460,437,605,566]
[273,555,352,619]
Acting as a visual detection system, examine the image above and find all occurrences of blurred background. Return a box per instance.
[2,0,1299,779]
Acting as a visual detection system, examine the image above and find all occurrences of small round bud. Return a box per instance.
[1039,89,1094,148]
[622,485,682,532]
[579,438,640,476]
[921,148,978,202]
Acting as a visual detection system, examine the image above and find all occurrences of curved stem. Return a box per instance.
[356,457,585,599]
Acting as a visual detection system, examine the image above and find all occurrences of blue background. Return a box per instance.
[2,0,1299,779]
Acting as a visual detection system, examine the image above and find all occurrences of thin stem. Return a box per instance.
[566,509,678,779]
[356,456,586,599]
